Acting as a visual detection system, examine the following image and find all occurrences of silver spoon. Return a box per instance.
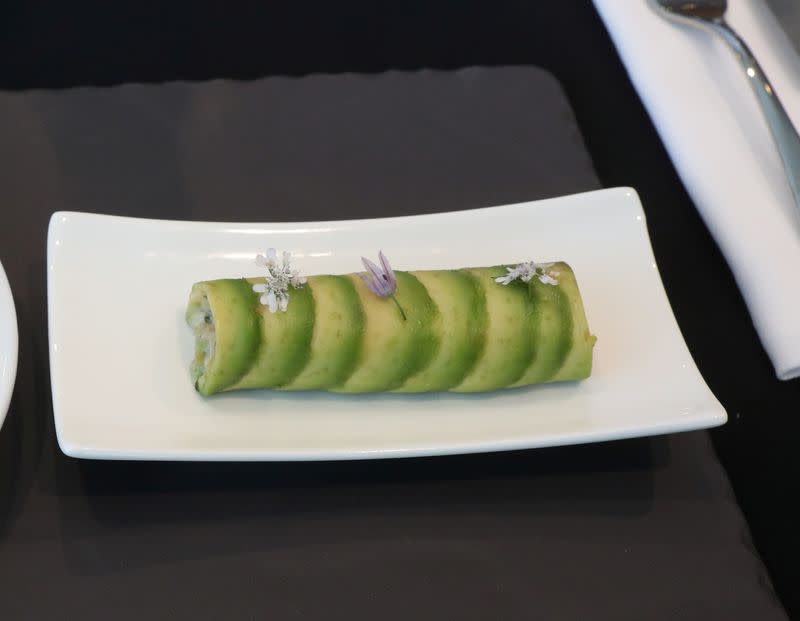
[651,0,800,212]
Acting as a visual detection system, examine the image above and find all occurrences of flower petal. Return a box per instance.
[265,290,278,313]
[539,273,558,286]
[252,283,267,293]
[266,248,278,264]
[279,293,289,312]
[361,257,381,278]
[255,254,268,267]
[378,251,397,291]
[362,258,391,295]
[359,272,383,296]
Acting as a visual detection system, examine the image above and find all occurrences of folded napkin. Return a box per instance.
[594,0,800,380]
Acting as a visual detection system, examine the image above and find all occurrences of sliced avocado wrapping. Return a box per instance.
[228,279,315,391]
[333,271,440,393]
[547,263,597,382]
[450,266,536,392]
[185,279,261,396]
[186,262,595,395]
[511,263,574,387]
[281,275,365,391]
[394,269,486,392]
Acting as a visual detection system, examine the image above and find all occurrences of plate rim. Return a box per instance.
[0,259,18,432]
[47,186,645,230]
[58,407,726,461]
[47,187,727,460]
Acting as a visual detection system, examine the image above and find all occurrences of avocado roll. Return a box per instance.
[186,255,595,396]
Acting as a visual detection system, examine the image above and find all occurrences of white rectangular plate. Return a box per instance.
[47,188,726,460]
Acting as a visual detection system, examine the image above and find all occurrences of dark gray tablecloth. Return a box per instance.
[768,0,800,53]
[0,67,786,620]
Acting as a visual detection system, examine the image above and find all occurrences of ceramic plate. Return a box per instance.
[0,260,18,431]
[47,188,726,460]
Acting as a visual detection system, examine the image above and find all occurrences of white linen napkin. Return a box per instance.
[593,0,800,380]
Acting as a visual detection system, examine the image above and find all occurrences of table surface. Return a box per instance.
[0,63,787,621]
[1,0,798,617]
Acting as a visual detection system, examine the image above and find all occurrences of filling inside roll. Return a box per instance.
[187,293,215,383]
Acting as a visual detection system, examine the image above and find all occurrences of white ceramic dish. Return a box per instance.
[0,260,18,431]
[47,188,726,460]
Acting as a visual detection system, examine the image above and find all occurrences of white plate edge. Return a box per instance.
[49,187,638,231]
[0,259,19,431]
[60,409,726,461]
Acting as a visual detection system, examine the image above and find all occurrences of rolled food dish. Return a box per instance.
[186,262,595,396]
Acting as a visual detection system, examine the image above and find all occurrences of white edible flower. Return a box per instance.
[252,248,306,313]
[495,261,560,286]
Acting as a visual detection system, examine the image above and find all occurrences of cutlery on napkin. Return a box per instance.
[594,0,800,380]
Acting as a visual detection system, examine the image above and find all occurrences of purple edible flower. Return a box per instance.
[359,251,407,321]
[359,251,396,296]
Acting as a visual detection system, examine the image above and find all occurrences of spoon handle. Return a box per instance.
[711,19,800,211]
